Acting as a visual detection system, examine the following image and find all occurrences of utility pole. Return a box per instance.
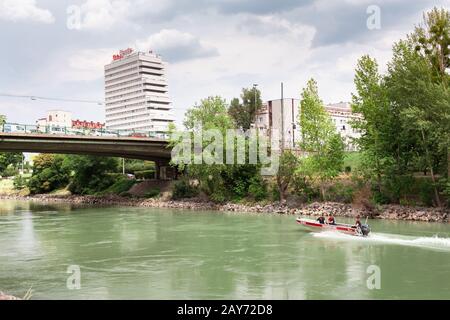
[122,158,125,175]
[280,82,284,153]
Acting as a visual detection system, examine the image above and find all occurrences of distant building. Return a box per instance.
[36,110,105,132]
[36,110,72,128]
[72,119,104,130]
[104,48,175,137]
[326,102,361,151]
[255,99,360,151]
[255,98,300,150]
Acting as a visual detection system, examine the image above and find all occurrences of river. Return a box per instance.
[0,200,449,299]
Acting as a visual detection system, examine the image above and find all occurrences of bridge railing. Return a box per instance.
[0,123,169,139]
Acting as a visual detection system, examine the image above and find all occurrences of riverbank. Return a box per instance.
[0,194,448,223]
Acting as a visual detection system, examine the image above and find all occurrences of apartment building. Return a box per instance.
[104,48,175,137]
[255,99,360,151]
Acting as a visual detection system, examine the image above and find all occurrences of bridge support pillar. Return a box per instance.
[154,161,173,180]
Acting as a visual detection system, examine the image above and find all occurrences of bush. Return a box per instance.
[134,170,155,180]
[28,154,70,194]
[172,180,199,200]
[13,175,27,190]
[3,166,18,177]
[98,176,137,195]
[292,175,320,202]
[325,182,354,203]
[64,155,118,195]
[145,188,160,198]
[248,176,267,201]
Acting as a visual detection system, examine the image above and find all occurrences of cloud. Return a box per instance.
[0,0,54,23]
[75,0,131,31]
[238,15,316,41]
[137,29,219,63]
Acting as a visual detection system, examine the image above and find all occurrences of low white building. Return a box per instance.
[255,99,360,151]
[36,110,72,128]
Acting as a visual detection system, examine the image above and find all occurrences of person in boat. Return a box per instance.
[327,213,336,225]
[354,215,362,228]
[316,214,325,224]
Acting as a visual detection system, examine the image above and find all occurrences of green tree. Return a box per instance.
[28,154,70,194]
[228,87,262,130]
[299,79,335,153]
[413,7,450,179]
[0,153,23,175]
[385,40,449,206]
[276,150,298,202]
[170,96,265,202]
[351,55,397,194]
[298,79,345,199]
[62,155,118,195]
[414,7,450,82]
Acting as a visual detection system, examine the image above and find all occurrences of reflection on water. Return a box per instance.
[0,200,449,299]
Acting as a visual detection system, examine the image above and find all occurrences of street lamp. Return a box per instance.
[252,84,258,108]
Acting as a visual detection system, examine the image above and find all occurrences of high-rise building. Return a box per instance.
[255,99,361,151]
[104,48,175,137]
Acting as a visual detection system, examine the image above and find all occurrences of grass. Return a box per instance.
[343,152,363,172]
[0,178,15,195]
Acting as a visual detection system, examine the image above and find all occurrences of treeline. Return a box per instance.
[12,153,155,196]
[170,7,450,208]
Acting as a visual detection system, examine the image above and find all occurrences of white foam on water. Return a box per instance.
[312,231,450,252]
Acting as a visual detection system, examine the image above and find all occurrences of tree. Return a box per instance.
[298,79,345,199]
[299,79,335,153]
[276,151,298,202]
[385,40,449,206]
[28,154,70,194]
[414,7,450,81]
[62,155,118,195]
[170,96,265,202]
[228,87,262,130]
[0,153,23,175]
[351,55,397,194]
[413,7,450,179]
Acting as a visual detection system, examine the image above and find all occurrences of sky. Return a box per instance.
[0,0,448,126]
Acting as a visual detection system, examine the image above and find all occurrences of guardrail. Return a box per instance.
[0,123,169,139]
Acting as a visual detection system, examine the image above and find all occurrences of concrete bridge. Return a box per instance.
[0,132,174,179]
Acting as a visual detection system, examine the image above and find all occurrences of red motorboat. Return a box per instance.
[296,217,371,237]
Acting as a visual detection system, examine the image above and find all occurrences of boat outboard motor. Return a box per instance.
[360,224,371,236]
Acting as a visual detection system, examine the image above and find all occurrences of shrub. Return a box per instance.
[28,154,70,194]
[3,166,18,177]
[248,176,267,201]
[326,182,354,203]
[145,188,160,198]
[292,175,320,202]
[64,155,118,195]
[172,180,199,200]
[13,175,27,190]
[134,170,155,180]
[98,176,137,195]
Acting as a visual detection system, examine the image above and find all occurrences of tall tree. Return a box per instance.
[298,79,345,199]
[351,55,397,193]
[413,7,450,179]
[228,87,262,130]
[385,40,449,206]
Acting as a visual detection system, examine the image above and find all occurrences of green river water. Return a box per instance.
[0,200,449,299]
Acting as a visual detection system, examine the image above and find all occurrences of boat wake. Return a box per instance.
[312,231,450,252]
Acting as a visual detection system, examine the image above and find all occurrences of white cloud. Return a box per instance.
[78,0,130,31]
[137,29,219,62]
[0,0,54,23]
[47,48,113,83]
